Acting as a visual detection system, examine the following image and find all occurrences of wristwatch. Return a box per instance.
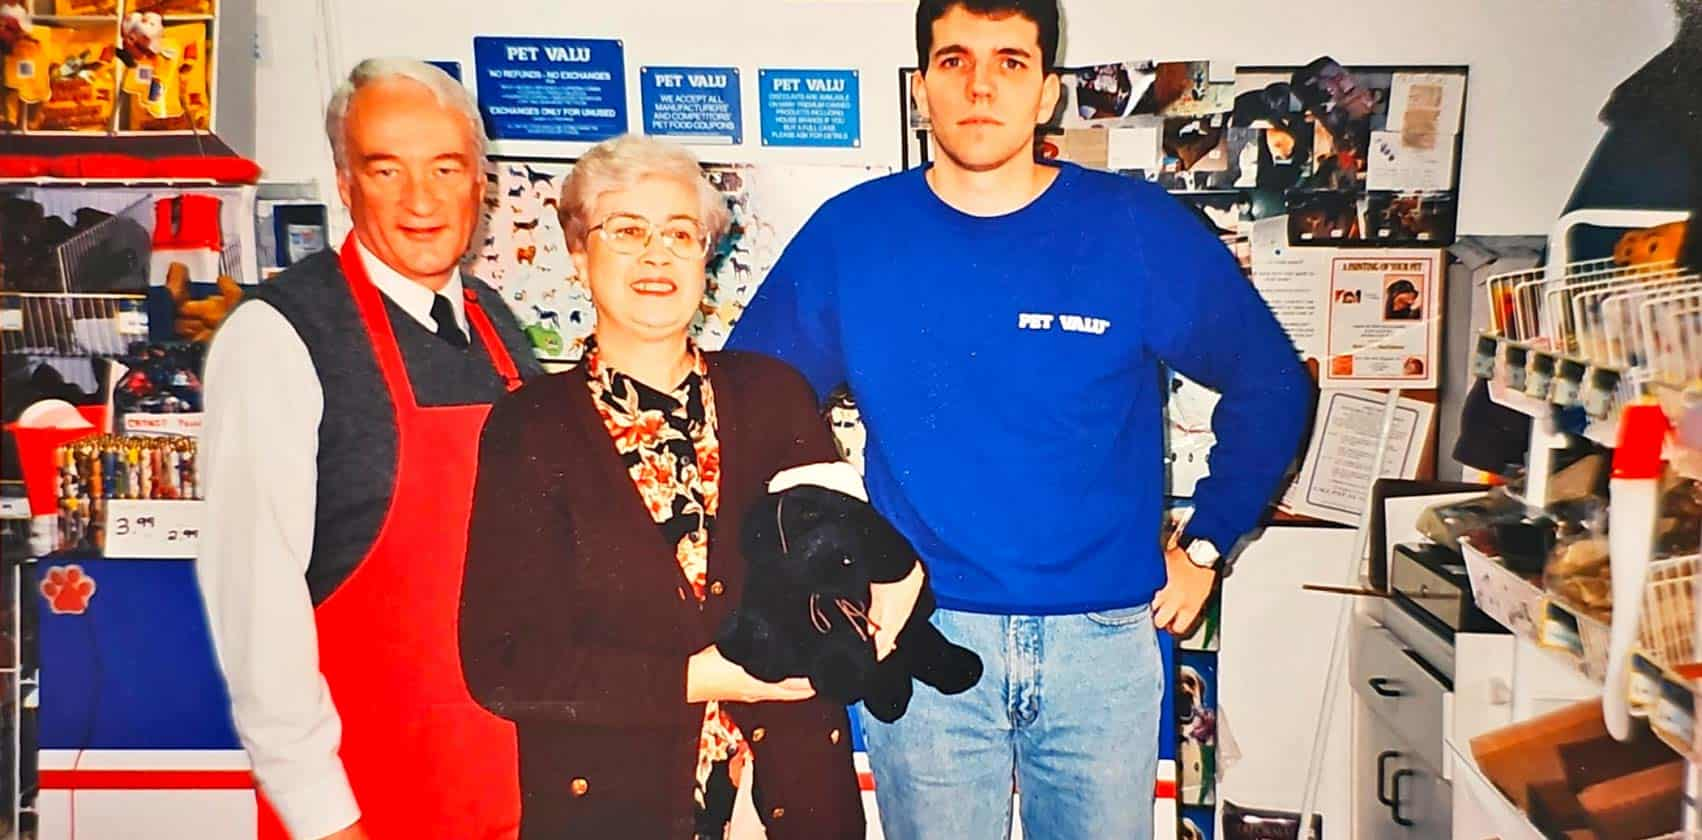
[1175,532,1221,570]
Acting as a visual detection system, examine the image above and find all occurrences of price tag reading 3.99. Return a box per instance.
[104,500,205,559]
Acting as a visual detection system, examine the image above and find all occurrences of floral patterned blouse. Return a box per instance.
[583,342,744,834]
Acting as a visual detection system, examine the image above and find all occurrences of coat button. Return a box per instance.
[750,727,766,742]
[709,580,725,596]
[570,777,589,797]
[830,728,841,744]
[770,807,785,819]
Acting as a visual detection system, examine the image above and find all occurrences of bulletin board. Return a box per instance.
[899,62,1468,249]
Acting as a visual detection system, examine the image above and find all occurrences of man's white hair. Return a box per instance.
[558,134,732,251]
[325,58,488,173]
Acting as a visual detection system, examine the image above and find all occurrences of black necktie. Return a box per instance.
[430,293,468,349]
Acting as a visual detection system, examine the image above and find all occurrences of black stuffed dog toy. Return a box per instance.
[716,464,982,723]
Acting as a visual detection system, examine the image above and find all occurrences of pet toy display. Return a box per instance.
[55,434,198,553]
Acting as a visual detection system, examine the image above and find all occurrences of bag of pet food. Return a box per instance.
[129,22,207,129]
[36,25,118,131]
[3,23,51,108]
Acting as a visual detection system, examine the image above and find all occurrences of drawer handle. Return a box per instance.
[1368,677,1403,698]
[1376,750,1400,806]
[1390,769,1416,827]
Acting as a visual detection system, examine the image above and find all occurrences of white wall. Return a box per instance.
[251,0,1678,235]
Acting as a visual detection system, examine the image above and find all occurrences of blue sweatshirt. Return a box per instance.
[728,162,1312,614]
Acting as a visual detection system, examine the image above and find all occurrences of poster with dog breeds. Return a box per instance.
[476,160,886,363]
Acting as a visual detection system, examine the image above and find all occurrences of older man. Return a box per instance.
[197,59,541,840]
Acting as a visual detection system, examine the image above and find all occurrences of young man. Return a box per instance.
[727,2,1312,837]
[196,60,542,840]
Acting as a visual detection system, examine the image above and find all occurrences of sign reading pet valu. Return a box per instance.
[641,66,742,145]
[758,68,860,148]
[473,36,627,142]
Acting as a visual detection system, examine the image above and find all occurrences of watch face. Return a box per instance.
[1186,540,1220,568]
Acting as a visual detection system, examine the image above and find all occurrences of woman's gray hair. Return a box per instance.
[326,58,488,173]
[558,134,731,252]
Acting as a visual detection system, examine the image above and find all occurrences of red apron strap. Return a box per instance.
[338,234,417,410]
[464,286,524,393]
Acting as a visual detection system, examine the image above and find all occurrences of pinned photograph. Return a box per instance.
[1157,114,1234,191]
[1151,60,1235,118]
[1365,191,1458,245]
[1286,190,1363,244]
[1057,61,1157,126]
[1255,119,1312,192]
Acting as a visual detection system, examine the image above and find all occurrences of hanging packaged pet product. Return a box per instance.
[0,3,48,129]
[36,24,118,132]
[117,11,163,110]
[126,21,208,130]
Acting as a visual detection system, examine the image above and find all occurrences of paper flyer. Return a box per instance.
[1279,390,1434,525]
[1366,129,1456,192]
[1322,250,1443,388]
[1249,216,1330,364]
[1385,72,1465,141]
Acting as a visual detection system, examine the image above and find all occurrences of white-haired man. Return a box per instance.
[197,58,542,840]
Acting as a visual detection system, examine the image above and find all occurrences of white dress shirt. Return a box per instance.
[196,243,466,840]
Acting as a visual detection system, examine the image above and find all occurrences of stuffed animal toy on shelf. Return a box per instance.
[1614,220,1689,267]
[717,462,982,723]
[164,262,242,343]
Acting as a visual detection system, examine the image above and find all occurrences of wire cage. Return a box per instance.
[0,293,148,358]
[1645,555,1699,670]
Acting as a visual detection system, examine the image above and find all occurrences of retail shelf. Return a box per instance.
[1484,375,1702,479]
[0,177,224,187]
[1447,737,1547,840]
[1485,378,1619,447]
[28,15,119,23]
[1463,538,1702,760]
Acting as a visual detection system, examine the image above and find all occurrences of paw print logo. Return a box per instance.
[40,565,96,615]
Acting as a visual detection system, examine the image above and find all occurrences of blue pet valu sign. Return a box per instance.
[758,68,860,148]
[641,66,742,144]
[473,36,628,142]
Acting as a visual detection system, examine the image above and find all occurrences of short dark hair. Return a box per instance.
[915,0,1061,74]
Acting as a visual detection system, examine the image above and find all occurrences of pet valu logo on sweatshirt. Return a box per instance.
[1017,312,1112,335]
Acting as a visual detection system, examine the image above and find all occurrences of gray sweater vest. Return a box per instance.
[242,249,544,604]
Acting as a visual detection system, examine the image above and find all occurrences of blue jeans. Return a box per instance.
[859,606,1164,840]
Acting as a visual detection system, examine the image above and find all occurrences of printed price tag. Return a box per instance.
[104,499,204,559]
[122,413,203,438]
[117,311,149,335]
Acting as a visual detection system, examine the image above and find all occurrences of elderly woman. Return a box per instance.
[458,134,866,840]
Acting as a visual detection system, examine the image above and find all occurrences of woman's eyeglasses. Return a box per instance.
[588,213,710,259]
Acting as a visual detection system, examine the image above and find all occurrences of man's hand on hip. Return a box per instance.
[1151,544,1216,635]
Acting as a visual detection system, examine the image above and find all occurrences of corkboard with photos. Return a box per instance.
[2,0,218,134]
[899,60,1468,250]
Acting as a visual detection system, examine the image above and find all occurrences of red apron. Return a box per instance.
[257,236,523,839]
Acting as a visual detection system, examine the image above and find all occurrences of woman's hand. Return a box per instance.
[686,646,816,704]
[869,562,925,661]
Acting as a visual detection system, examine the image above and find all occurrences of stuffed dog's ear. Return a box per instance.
[768,461,866,500]
[766,461,918,583]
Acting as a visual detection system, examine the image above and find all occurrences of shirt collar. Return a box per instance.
[585,339,709,408]
[352,239,466,333]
